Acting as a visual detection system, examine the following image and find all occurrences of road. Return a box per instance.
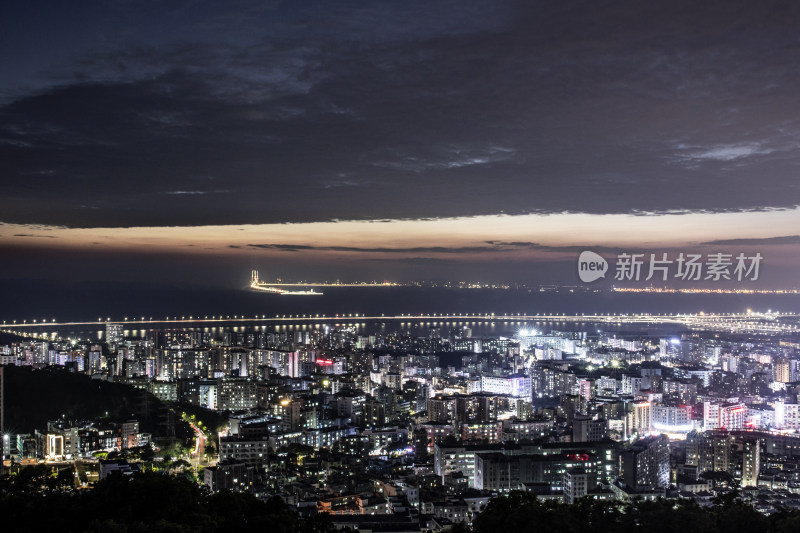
[185,418,207,470]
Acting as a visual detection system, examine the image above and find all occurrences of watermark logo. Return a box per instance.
[578,251,608,282]
[577,251,763,283]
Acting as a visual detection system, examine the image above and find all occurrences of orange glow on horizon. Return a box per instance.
[1,208,799,262]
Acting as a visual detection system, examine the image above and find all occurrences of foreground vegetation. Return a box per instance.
[473,491,800,533]
[3,470,800,533]
[0,471,335,533]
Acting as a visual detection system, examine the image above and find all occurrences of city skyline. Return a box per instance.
[3,309,800,521]
[6,3,800,528]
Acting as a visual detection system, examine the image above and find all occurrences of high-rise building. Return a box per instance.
[629,401,651,437]
[651,404,694,436]
[573,415,608,442]
[578,379,593,402]
[218,379,258,411]
[686,430,731,474]
[774,402,800,429]
[480,374,532,398]
[106,323,124,351]
[704,401,745,431]
[474,451,600,492]
[622,435,670,491]
[775,357,792,383]
[204,461,255,492]
[563,467,589,504]
[742,438,760,487]
[277,399,302,431]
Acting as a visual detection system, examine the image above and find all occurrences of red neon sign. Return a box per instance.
[565,453,590,462]
[316,359,334,366]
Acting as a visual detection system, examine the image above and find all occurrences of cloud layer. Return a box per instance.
[1,0,800,229]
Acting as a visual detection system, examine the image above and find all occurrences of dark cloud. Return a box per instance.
[164,190,231,196]
[485,241,536,247]
[485,241,658,254]
[362,257,459,265]
[246,243,505,254]
[701,235,800,246]
[249,244,315,252]
[244,241,675,255]
[1,1,800,227]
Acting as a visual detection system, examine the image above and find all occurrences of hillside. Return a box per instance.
[2,366,181,440]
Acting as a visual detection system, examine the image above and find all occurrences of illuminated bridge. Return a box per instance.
[2,311,799,340]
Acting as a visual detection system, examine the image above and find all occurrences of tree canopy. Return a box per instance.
[0,471,335,533]
[473,491,800,533]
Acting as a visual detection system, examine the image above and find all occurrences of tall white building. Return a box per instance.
[650,404,694,436]
[742,439,760,487]
[704,401,745,431]
[480,374,531,398]
[773,402,800,429]
[106,323,124,349]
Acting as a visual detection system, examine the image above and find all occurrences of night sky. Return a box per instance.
[1,0,799,287]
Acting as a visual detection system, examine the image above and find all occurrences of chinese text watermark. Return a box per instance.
[579,252,762,283]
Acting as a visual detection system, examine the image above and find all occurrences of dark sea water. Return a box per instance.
[1,279,799,324]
